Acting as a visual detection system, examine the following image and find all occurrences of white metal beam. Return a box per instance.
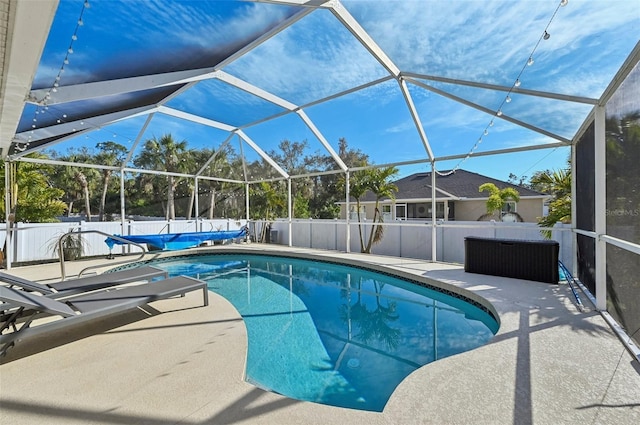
[399,78,435,161]
[195,134,234,176]
[296,110,348,171]
[431,162,437,261]
[408,77,572,145]
[598,41,640,106]
[0,0,58,157]
[215,70,298,111]
[329,1,400,77]
[30,6,318,106]
[28,69,212,105]
[236,129,290,178]
[10,105,159,159]
[594,105,606,311]
[434,141,568,162]
[250,1,332,6]
[402,71,599,105]
[156,106,236,132]
[123,113,155,167]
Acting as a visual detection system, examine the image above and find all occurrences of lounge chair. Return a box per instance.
[0,266,168,298]
[0,275,209,355]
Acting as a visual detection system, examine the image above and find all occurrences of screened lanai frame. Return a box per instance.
[1,1,639,352]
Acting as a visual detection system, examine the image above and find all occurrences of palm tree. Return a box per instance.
[51,149,99,221]
[75,171,92,221]
[0,154,66,223]
[250,181,286,242]
[340,166,398,253]
[364,167,398,254]
[531,168,571,238]
[343,170,370,251]
[94,141,128,221]
[134,134,189,219]
[195,146,234,219]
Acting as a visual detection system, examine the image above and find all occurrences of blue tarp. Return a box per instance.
[105,228,247,251]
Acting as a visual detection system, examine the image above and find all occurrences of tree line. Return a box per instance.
[0,135,375,223]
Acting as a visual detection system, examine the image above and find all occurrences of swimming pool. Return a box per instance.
[135,253,498,412]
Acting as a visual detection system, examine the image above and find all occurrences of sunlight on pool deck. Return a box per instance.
[1,245,639,424]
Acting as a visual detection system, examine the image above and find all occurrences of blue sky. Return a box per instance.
[23,0,640,182]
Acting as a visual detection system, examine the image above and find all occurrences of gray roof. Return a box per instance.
[357,170,545,202]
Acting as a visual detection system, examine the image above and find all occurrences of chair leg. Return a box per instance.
[202,287,209,306]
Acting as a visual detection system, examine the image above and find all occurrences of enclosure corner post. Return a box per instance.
[4,161,13,270]
[288,178,292,247]
[194,177,199,232]
[594,105,607,311]
[431,162,437,262]
[345,170,350,253]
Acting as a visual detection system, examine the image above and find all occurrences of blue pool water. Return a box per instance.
[142,254,498,411]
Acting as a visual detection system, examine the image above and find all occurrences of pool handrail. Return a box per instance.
[57,230,148,281]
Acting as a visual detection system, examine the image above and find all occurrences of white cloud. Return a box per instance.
[225,9,388,104]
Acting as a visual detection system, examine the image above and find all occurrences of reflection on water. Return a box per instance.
[152,254,497,412]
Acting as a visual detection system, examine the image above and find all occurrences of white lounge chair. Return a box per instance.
[0,276,209,356]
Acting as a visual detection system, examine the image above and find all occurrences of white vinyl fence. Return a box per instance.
[2,218,247,265]
[1,218,572,271]
[266,219,573,270]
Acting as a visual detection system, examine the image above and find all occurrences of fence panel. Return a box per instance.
[14,222,79,262]
[6,219,572,271]
[309,221,339,251]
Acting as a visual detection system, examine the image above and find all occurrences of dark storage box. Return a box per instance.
[464,237,559,283]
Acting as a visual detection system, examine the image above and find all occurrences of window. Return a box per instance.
[349,205,366,220]
[382,205,392,221]
[502,201,517,215]
[501,201,518,222]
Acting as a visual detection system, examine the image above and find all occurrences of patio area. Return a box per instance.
[1,245,639,425]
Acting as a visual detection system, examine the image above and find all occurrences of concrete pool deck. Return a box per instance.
[1,245,639,424]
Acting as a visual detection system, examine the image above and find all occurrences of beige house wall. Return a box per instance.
[453,200,487,221]
[339,197,545,222]
[340,202,378,220]
[454,198,544,222]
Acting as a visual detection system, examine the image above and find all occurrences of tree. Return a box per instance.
[507,173,529,188]
[133,134,190,219]
[249,181,286,221]
[340,169,369,251]
[49,148,100,220]
[530,168,571,238]
[364,167,399,254]
[0,155,67,223]
[193,146,235,219]
[249,181,286,241]
[269,139,314,217]
[94,141,128,221]
[340,166,398,254]
[478,183,521,221]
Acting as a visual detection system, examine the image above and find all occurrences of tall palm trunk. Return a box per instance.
[365,205,384,254]
[208,188,216,219]
[98,169,112,221]
[355,199,365,252]
[166,176,176,220]
[75,171,91,221]
[186,184,195,220]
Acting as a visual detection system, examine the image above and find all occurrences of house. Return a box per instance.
[338,170,548,223]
